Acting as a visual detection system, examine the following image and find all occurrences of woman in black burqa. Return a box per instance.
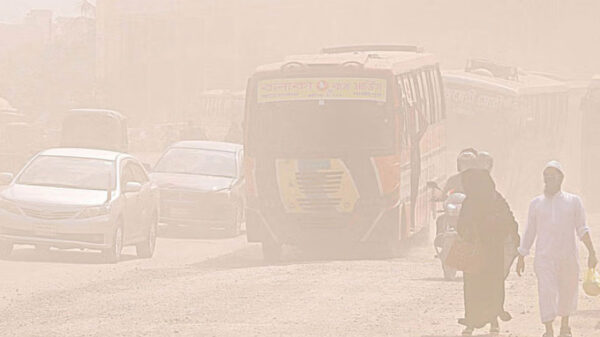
[457,169,519,336]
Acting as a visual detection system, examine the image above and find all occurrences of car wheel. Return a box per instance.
[0,241,13,259]
[103,225,123,264]
[136,213,157,258]
[224,206,242,237]
[261,237,282,263]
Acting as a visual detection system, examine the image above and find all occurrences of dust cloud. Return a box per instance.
[0,1,599,336]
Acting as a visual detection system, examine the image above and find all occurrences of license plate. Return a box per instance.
[33,223,56,235]
[298,159,331,171]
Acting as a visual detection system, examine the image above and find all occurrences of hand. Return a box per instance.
[516,256,525,277]
[589,253,598,269]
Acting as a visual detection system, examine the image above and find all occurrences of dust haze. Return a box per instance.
[0,1,599,336]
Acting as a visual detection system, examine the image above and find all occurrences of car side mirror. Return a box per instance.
[125,181,142,193]
[142,163,152,172]
[0,172,14,185]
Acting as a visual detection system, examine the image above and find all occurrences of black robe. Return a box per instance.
[457,169,519,328]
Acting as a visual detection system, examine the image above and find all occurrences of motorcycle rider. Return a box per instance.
[441,148,478,197]
[477,151,494,172]
[435,149,478,236]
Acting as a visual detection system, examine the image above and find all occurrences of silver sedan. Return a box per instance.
[0,148,159,263]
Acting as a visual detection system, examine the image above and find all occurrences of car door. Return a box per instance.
[130,161,153,239]
[235,149,245,195]
[120,161,142,243]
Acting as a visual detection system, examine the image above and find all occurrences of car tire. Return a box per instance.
[0,241,13,259]
[262,237,282,263]
[103,225,123,264]
[224,206,243,238]
[136,213,157,258]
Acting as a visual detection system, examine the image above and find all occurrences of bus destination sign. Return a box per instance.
[257,78,387,103]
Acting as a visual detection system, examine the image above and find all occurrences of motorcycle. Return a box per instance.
[428,181,465,280]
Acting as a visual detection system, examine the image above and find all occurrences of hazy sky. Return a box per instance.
[0,0,95,23]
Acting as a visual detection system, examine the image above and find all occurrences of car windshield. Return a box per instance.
[18,155,116,190]
[154,148,237,178]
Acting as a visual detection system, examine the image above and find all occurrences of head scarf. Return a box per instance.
[461,169,496,203]
[459,169,503,241]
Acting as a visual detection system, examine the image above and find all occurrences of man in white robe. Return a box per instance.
[517,161,597,337]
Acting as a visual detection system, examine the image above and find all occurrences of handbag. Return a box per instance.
[583,268,600,296]
[445,235,484,274]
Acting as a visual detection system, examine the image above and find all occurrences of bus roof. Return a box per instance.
[443,70,569,96]
[253,49,438,76]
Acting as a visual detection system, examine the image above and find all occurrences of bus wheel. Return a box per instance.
[224,205,243,238]
[261,238,282,263]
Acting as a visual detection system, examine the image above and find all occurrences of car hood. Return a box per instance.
[150,172,235,192]
[1,184,110,208]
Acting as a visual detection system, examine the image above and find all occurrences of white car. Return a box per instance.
[0,148,159,263]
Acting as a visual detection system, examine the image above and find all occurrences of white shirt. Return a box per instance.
[518,191,590,261]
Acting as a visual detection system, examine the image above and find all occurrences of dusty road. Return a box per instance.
[0,221,599,337]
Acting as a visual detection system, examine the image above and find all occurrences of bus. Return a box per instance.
[443,60,569,214]
[179,90,245,143]
[243,45,447,261]
[61,109,128,153]
[580,76,600,208]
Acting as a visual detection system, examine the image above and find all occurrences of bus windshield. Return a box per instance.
[248,99,395,155]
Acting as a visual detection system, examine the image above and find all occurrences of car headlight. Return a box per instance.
[77,205,110,219]
[0,198,22,215]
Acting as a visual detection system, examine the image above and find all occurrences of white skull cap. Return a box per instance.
[544,160,564,175]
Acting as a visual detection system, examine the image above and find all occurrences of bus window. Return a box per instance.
[430,67,444,121]
[400,75,416,107]
[419,71,432,124]
[423,70,436,124]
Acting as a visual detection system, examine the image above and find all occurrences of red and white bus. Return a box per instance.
[243,46,447,260]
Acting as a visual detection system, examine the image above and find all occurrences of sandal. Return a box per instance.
[499,311,512,322]
[542,333,554,337]
[558,327,572,337]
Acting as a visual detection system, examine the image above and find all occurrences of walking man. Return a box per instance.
[516,161,598,337]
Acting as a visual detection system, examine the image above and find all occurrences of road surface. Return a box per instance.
[0,222,598,337]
